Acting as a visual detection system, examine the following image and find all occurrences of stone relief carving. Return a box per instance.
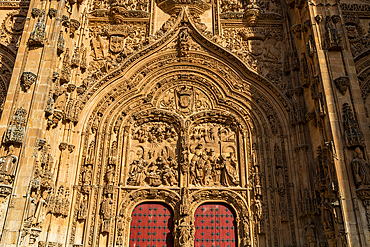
[218,27,285,90]
[342,103,364,147]
[0,0,359,245]
[188,123,240,187]
[127,122,179,187]
[0,145,18,186]
[28,10,46,47]
[5,107,27,144]
[352,147,370,187]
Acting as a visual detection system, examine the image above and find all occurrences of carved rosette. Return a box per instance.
[21,71,37,91]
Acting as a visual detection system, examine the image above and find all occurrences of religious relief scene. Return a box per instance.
[188,123,240,187]
[1,0,370,245]
[127,121,179,187]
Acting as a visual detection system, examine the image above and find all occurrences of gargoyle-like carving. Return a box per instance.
[334,76,349,95]
[291,24,302,39]
[21,71,37,91]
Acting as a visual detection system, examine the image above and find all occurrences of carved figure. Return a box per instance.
[145,157,163,186]
[78,194,88,220]
[82,165,93,185]
[127,160,147,186]
[105,164,115,185]
[276,167,284,188]
[351,147,370,187]
[180,187,190,216]
[190,144,203,185]
[255,195,263,220]
[33,190,49,227]
[305,219,317,247]
[101,194,113,232]
[321,195,334,231]
[262,37,281,62]
[175,217,194,247]
[162,162,177,186]
[0,146,18,185]
[220,152,239,186]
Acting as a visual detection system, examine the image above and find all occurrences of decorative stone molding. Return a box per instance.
[334,76,350,95]
[156,0,211,15]
[31,8,41,18]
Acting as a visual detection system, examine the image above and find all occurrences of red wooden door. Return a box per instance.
[129,203,174,247]
[194,203,237,247]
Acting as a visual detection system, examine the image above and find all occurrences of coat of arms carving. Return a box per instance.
[109,35,125,53]
[175,85,193,114]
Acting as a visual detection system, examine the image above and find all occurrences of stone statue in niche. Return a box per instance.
[127,122,178,187]
[77,194,88,220]
[101,193,113,233]
[305,219,317,247]
[32,189,49,227]
[276,167,284,188]
[351,147,370,187]
[0,145,18,185]
[174,217,195,247]
[82,164,93,185]
[105,164,115,185]
[188,123,239,187]
[321,195,334,231]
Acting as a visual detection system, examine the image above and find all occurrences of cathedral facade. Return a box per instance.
[0,0,370,246]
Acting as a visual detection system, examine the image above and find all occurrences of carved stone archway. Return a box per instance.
[68,9,297,247]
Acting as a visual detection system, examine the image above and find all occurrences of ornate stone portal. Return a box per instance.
[0,0,370,246]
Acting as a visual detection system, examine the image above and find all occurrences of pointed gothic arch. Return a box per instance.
[69,8,299,247]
